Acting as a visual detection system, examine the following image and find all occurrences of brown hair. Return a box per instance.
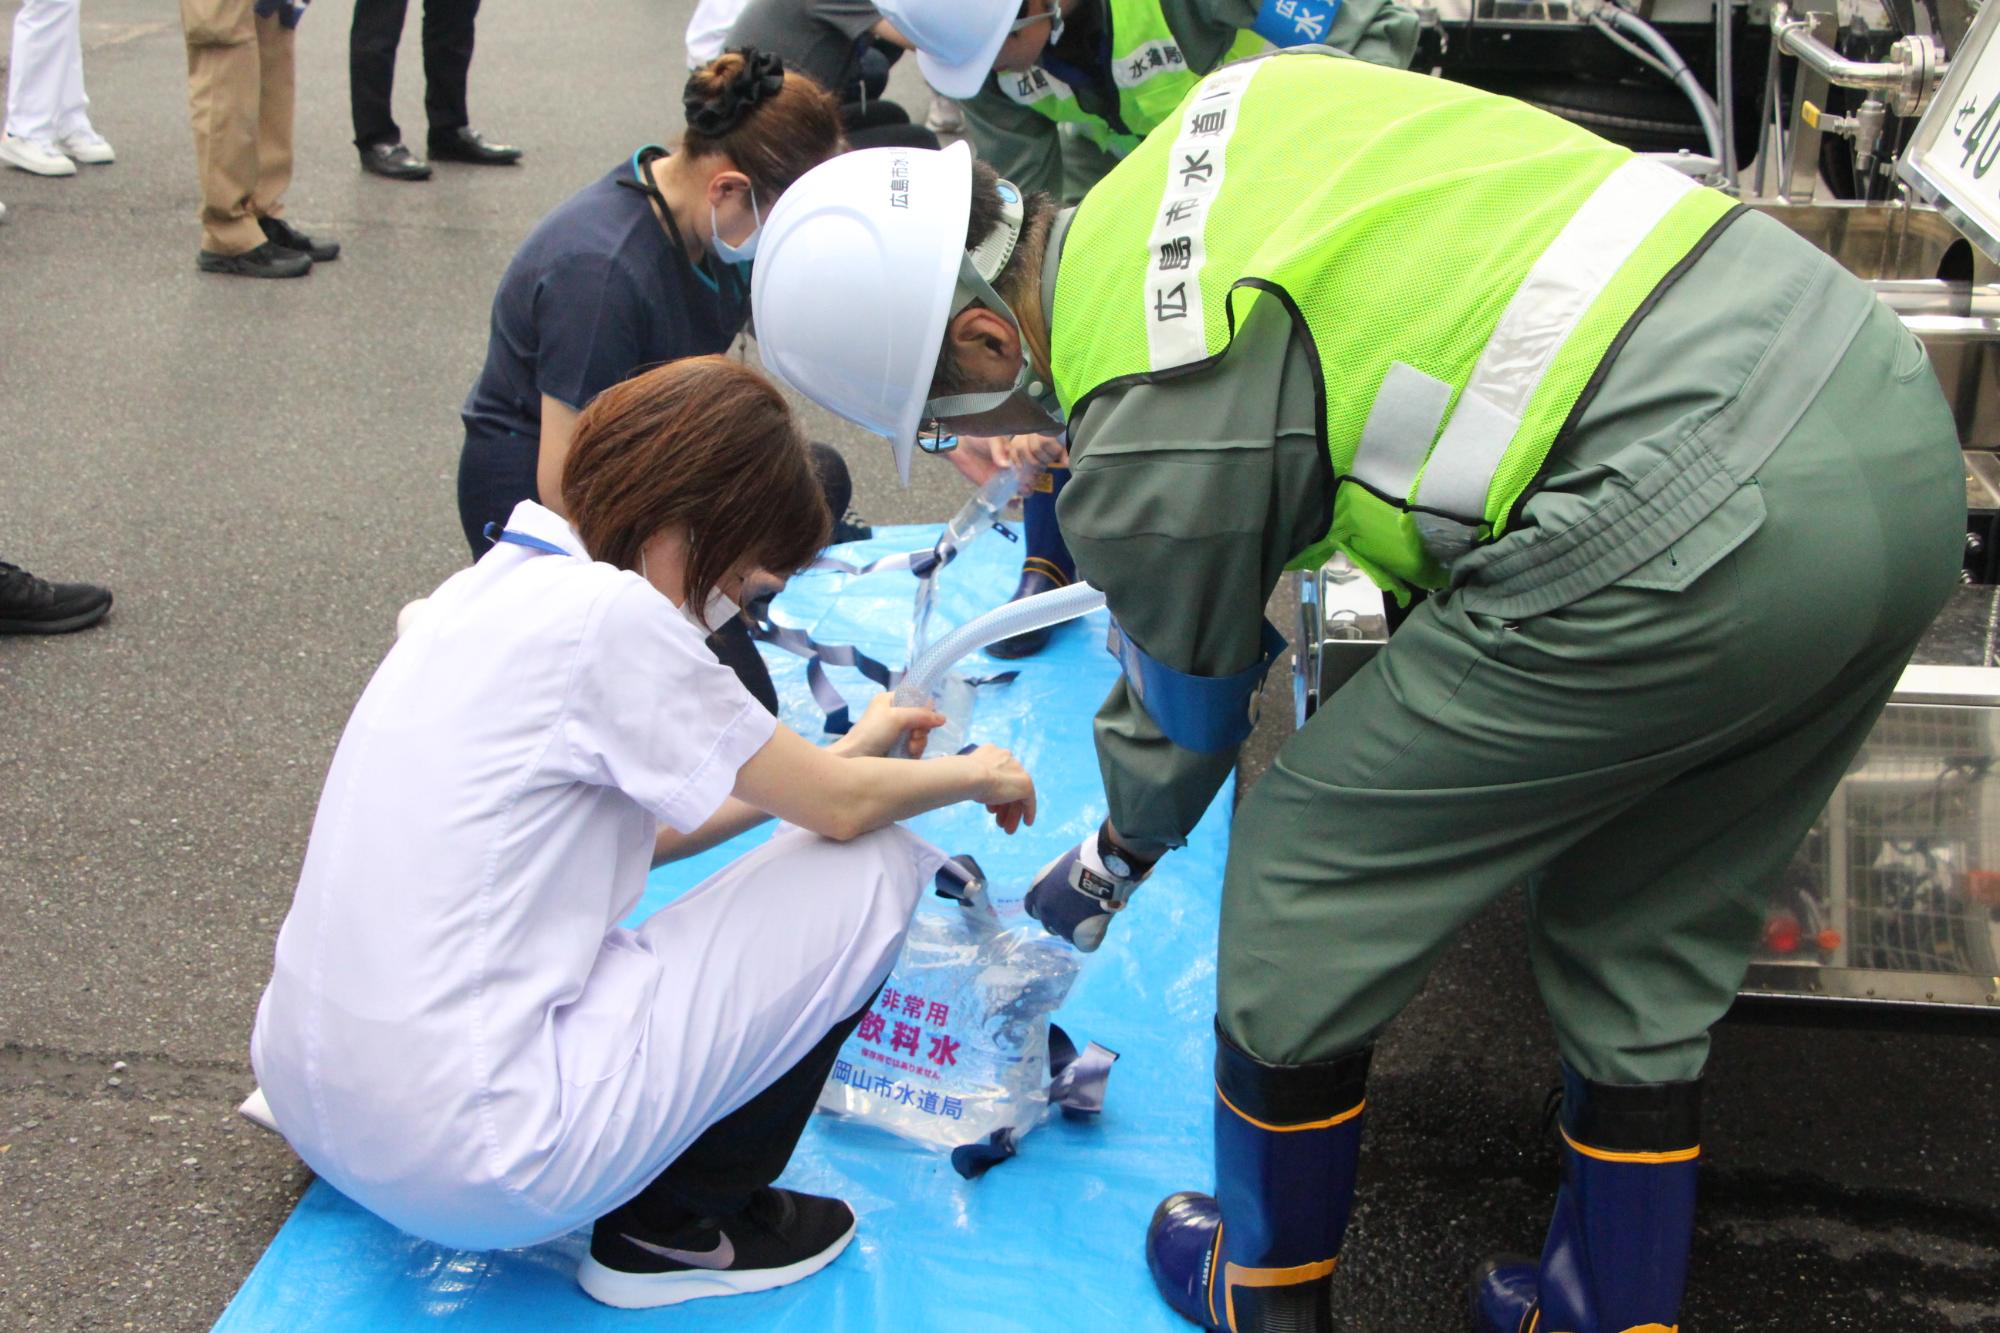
[681,50,846,201]
[561,357,831,611]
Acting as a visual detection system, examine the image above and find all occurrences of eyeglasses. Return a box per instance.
[917,423,960,455]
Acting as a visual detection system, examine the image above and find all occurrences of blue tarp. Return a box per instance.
[215,525,1232,1332]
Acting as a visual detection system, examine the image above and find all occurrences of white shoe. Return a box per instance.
[925,95,965,136]
[56,129,114,165]
[0,135,77,177]
[0,199,8,224]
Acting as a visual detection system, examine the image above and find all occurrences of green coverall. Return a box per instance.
[1049,205,1966,1085]
[959,0,1421,204]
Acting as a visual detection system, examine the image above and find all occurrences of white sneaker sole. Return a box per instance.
[575,1219,856,1309]
[0,142,76,176]
[64,144,114,165]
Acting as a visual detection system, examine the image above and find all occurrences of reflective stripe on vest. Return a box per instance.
[1144,59,1260,370]
[1050,50,1737,595]
[1348,156,1701,562]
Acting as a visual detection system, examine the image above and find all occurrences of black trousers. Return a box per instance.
[349,0,481,149]
[598,989,876,1230]
[842,99,940,152]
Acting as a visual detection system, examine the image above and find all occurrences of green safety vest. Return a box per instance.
[1050,50,1739,597]
[995,0,1267,162]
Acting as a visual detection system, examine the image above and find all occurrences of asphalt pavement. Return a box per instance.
[1,2,1997,1329]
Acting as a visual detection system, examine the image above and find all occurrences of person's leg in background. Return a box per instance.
[0,553,113,634]
[41,0,110,162]
[250,8,292,223]
[350,0,433,178]
[2,0,84,177]
[347,0,406,152]
[45,0,111,163]
[987,466,1071,658]
[422,0,519,165]
[183,0,308,276]
[419,0,474,139]
[247,7,338,263]
[576,824,944,1309]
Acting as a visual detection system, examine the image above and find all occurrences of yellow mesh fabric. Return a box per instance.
[1050,52,1731,587]
[1487,187,1733,531]
[1055,55,1626,456]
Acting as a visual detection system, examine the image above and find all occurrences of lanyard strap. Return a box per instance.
[484,522,573,557]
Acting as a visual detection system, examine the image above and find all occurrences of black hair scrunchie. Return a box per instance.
[684,47,787,138]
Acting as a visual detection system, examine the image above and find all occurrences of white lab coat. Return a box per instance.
[5,0,92,144]
[251,501,941,1250]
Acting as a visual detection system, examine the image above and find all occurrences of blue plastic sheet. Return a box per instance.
[214,526,1232,1332]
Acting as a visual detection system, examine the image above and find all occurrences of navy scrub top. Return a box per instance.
[456,157,750,553]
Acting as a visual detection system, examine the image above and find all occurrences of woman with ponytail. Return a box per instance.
[456,50,851,711]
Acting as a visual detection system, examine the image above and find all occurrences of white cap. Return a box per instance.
[752,141,976,485]
[877,0,1017,100]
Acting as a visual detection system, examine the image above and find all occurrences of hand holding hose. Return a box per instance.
[834,693,945,759]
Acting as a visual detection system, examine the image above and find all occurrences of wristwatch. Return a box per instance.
[1096,824,1159,881]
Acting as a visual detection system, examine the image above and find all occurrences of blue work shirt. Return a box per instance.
[461,159,749,446]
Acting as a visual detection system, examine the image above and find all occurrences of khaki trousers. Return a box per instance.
[181,0,293,255]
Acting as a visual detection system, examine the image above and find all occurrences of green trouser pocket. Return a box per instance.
[1619,480,1766,593]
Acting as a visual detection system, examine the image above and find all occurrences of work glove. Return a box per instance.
[254,0,311,29]
[1025,823,1158,952]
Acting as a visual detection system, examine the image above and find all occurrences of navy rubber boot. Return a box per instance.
[1147,1025,1369,1332]
[1470,1065,1700,1333]
[988,468,1074,660]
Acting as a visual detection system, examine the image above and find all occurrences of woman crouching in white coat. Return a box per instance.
[250,355,1036,1310]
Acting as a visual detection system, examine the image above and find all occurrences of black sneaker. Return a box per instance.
[196,240,311,279]
[0,561,112,634]
[259,216,340,262]
[576,1186,856,1309]
[831,509,874,545]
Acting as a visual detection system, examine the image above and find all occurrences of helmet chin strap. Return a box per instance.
[921,180,1064,431]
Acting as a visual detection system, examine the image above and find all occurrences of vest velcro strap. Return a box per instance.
[1414,388,1519,522]
[1350,361,1453,500]
[1414,512,1481,566]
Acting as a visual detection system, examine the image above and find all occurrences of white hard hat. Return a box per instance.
[877,0,1016,100]
[753,141,974,485]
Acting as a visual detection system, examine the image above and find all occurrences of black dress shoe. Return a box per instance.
[196,240,312,279]
[359,141,431,181]
[985,560,1072,660]
[259,215,340,262]
[428,127,522,165]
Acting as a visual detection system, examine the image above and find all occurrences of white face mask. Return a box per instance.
[642,547,741,634]
[710,184,762,266]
